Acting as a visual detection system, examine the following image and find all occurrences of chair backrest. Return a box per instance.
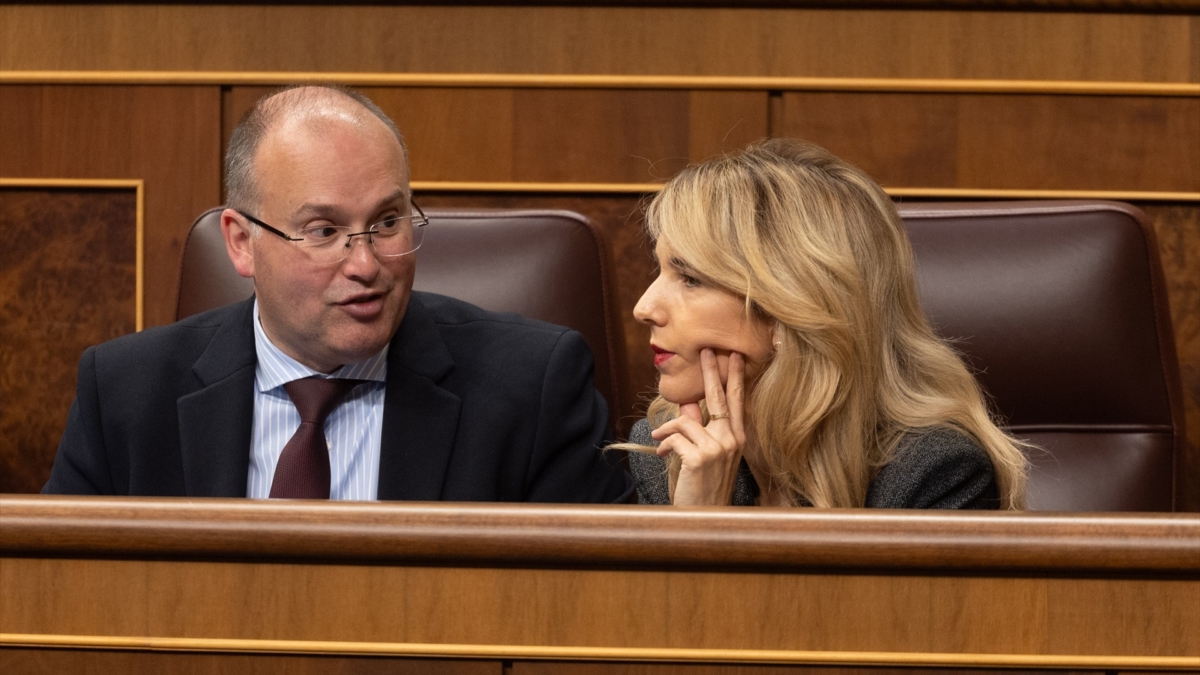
[899,201,1184,511]
[176,208,624,424]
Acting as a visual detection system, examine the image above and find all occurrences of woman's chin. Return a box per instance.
[657,381,705,406]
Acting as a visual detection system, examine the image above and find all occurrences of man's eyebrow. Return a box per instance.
[290,189,410,221]
[374,189,410,211]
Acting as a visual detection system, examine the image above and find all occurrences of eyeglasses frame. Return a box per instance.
[234,199,428,259]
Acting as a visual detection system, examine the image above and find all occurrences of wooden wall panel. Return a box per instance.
[511,89,691,183]
[0,85,222,328]
[514,665,1101,675]
[0,188,137,494]
[0,649,501,675]
[778,93,1200,191]
[1144,204,1200,512]
[225,87,767,185]
[4,556,1198,657]
[1,6,1196,83]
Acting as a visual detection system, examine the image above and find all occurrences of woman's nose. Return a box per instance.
[633,278,663,326]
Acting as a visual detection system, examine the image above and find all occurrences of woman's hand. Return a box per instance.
[651,348,746,506]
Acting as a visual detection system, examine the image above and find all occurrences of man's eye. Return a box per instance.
[301,225,342,241]
[373,216,403,233]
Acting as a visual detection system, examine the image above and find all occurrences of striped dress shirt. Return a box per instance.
[246,301,388,500]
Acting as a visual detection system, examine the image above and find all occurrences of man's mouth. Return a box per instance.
[651,344,675,366]
[337,292,386,319]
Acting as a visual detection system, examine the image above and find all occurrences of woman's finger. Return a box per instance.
[651,413,714,445]
[699,348,728,420]
[652,414,739,463]
[726,352,746,446]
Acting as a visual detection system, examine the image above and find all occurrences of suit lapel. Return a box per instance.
[179,299,257,497]
[377,294,462,501]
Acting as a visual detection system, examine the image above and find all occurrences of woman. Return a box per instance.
[623,139,1028,509]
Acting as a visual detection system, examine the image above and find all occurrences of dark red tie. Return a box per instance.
[269,377,363,499]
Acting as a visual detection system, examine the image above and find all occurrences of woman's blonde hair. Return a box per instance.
[634,138,1028,509]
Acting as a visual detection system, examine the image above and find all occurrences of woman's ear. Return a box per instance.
[773,322,785,352]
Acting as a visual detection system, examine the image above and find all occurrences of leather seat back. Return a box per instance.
[900,201,1184,510]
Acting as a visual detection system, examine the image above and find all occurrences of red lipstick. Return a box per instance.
[651,344,674,366]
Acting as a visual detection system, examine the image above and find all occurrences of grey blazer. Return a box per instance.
[627,419,999,508]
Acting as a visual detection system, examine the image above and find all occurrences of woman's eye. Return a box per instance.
[680,273,701,288]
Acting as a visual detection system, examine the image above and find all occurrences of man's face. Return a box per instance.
[235,116,414,373]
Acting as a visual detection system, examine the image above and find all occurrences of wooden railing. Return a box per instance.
[2,495,1197,673]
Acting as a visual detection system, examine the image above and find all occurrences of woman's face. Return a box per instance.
[633,239,775,404]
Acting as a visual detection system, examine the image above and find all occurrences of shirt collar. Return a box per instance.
[253,299,388,393]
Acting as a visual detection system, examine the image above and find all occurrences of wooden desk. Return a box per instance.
[2,496,1197,674]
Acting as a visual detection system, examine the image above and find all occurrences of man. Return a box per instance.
[44,86,631,502]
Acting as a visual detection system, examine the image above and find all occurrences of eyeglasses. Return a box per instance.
[236,201,428,265]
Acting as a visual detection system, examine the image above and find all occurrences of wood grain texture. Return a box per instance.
[225,87,767,185]
[5,0,1196,10]
[778,93,1200,192]
[0,648,501,675]
[0,188,137,494]
[0,85,222,329]
[1143,204,1200,512]
[3,497,1198,573]
[0,6,1194,83]
[2,556,1197,659]
[513,665,1101,675]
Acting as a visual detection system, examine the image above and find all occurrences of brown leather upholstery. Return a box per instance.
[179,201,1185,511]
[177,208,623,425]
[899,201,1184,511]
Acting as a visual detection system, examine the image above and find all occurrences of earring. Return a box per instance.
[773,341,783,350]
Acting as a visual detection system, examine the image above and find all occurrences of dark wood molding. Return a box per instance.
[2,496,1197,574]
[6,1,1197,14]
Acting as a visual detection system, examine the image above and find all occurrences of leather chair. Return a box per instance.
[177,207,625,428]
[179,201,1186,511]
[900,201,1185,511]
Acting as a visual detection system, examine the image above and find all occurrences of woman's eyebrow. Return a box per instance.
[669,257,697,275]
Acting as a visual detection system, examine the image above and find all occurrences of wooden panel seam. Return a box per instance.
[413,182,1200,202]
[2,634,1198,669]
[0,178,144,331]
[2,72,1199,97]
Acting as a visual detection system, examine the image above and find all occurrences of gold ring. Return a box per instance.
[709,412,730,421]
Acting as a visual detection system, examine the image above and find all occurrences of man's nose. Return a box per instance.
[340,234,381,277]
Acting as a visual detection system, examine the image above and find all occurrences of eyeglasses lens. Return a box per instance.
[301,215,426,265]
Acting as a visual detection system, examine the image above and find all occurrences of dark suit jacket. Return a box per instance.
[44,292,632,503]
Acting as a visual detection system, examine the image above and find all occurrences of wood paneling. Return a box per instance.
[0,6,1195,83]
[225,87,767,185]
[514,666,1101,675]
[0,188,137,494]
[778,93,1200,192]
[1144,204,1200,512]
[5,497,1197,572]
[2,501,1198,662]
[0,85,222,328]
[0,648,501,675]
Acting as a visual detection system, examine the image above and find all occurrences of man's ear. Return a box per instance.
[220,208,256,279]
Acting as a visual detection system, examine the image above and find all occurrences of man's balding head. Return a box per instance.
[224,85,408,212]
